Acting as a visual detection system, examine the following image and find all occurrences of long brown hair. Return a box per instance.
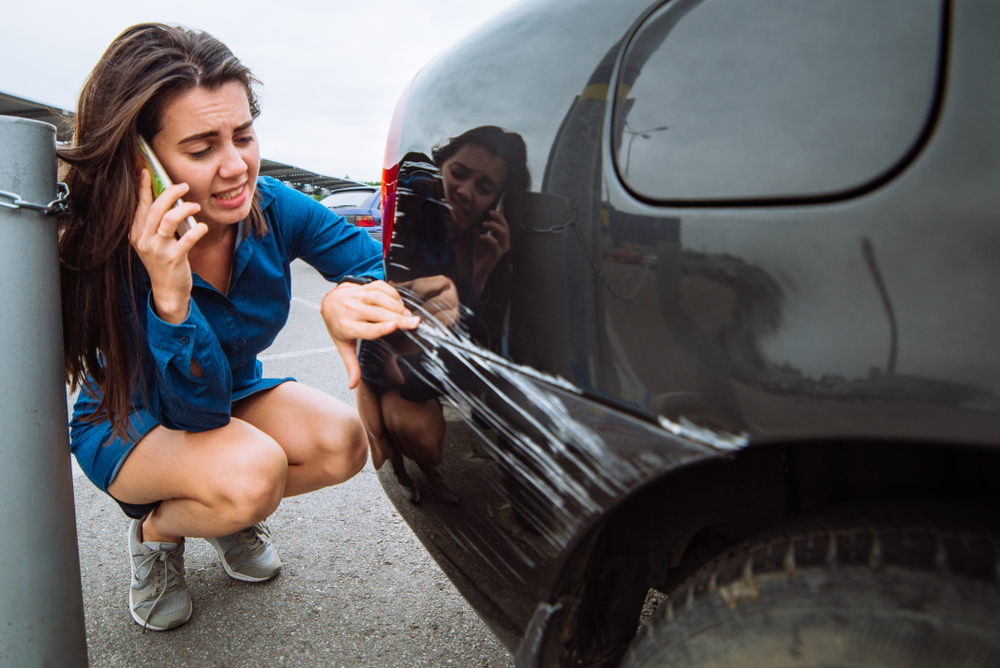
[59,23,267,441]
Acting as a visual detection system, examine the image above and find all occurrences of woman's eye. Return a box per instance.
[189,148,212,159]
[235,135,254,146]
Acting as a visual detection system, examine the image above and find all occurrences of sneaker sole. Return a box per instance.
[128,603,191,631]
[127,523,192,631]
[206,538,281,583]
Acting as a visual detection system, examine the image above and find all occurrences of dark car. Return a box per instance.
[362,1,1000,666]
[319,185,382,243]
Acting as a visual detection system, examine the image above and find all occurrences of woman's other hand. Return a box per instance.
[321,280,420,389]
[130,169,209,323]
[472,209,511,298]
[398,275,459,329]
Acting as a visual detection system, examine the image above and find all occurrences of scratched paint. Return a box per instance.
[363,139,751,625]
[370,286,743,562]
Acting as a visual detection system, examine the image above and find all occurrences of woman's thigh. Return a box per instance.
[232,382,367,488]
[107,417,287,507]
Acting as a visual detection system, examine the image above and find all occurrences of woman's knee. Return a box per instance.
[309,413,368,485]
[213,429,288,525]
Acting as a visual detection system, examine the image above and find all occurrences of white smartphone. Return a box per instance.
[138,135,197,238]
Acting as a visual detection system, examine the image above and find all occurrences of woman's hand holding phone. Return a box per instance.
[130,169,209,324]
[472,208,511,298]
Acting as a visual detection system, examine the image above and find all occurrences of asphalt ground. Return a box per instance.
[70,259,515,668]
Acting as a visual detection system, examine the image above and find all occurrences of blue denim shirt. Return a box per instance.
[71,176,383,442]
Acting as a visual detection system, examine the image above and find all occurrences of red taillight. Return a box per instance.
[381,77,414,259]
[355,215,375,227]
[380,163,397,257]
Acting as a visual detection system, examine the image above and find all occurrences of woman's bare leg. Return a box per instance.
[109,381,367,543]
[232,382,368,497]
[108,418,288,543]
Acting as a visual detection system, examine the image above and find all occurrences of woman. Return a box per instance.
[358,126,530,504]
[59,23,416,631]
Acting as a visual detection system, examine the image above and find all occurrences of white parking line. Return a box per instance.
[291,296,320,310]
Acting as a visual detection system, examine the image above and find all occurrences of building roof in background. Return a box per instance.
[0,90,362,195]
[0,89,74,141]
[259,159,365,193]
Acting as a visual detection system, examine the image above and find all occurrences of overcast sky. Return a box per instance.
[1,0,525,183]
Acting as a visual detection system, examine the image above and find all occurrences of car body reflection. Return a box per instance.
[361,1,1000,666]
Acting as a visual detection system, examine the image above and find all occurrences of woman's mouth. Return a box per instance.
[213,183,248,208]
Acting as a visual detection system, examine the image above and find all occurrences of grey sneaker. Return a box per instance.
[127,518,192,631]
[205,523,281,582]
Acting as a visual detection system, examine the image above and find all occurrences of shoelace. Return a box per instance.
[133,546,183,633]
[237,522,272,558]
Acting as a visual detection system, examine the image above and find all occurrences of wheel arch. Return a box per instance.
[530,438,1000,668]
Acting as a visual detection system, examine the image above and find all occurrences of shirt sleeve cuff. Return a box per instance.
[146,294,199,364]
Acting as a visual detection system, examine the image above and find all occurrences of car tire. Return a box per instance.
[620,513,1000,668]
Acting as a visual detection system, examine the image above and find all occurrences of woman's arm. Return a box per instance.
[471,209,511,298]
[131,170,232,430]
[143,294,234,430]
[267,181,419,387]
[130,170,209,325]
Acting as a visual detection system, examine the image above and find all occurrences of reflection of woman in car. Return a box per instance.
[59,24,418,631]
[359,126,530,504]
[392,126,529,348]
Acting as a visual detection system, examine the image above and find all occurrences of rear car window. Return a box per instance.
[320,189,376,209]
[614,0,943,203]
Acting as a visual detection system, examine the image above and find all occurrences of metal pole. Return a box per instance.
[0,116,88,667]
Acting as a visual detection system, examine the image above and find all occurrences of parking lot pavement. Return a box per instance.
[72,260,514,668]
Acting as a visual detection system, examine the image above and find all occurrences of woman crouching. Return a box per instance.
[59,23,417,630]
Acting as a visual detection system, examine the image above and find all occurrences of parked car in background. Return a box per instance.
[363,1,1000,667]
[319,185,382,243]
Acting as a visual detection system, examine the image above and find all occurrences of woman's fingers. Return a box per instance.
[322,287,420,351]
[483,215,510,241]
[363,287,412,315]
[155,201,201,240]
[340,283,419,325]
[143,183,191,239]
[478,232,501,250]
[365,281,411,313]
[486,209,509,231]
[131,176,199,250]
[174,221,211,253]
[333,281,410,315]
[333,337,362,390]
[332,321,404,390]
[344,309,417,336]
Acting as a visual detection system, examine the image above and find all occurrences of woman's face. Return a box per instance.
[440,144,506,232]
[151,81,260,228]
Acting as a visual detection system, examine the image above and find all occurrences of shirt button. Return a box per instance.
[227,307,236,315]
[237,340,245,348]
[179,336,189,345]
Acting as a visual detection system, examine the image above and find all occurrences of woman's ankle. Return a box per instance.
[140,514,182,544]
